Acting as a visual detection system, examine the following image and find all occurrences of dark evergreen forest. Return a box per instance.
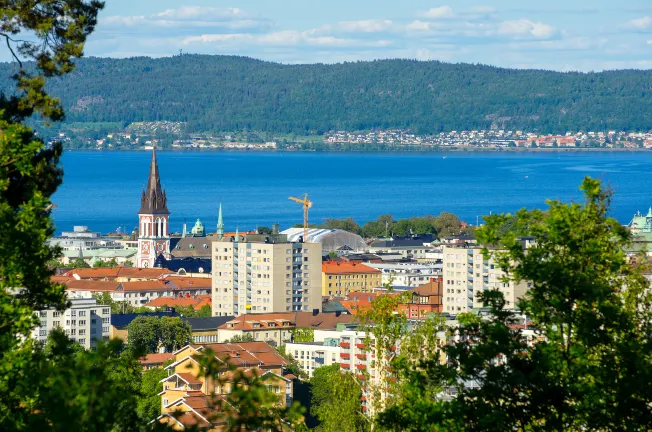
[1,54,649,134]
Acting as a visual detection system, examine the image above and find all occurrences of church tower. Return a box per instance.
[137,148,170,268]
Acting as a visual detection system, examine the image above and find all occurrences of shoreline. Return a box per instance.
[63,147,652,153]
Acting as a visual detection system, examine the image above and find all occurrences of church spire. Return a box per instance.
[217,201,224,240]
[139,147,169,215]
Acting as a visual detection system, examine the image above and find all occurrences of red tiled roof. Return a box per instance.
[176,372,203,385]
[63,266,171,280]
[145,296,211,310]
[121,280,170,292]
[140,353,175,365]
[62,279,121,292]
[322,261,381,275]
[189,341,290,368]
[165,276,212,289]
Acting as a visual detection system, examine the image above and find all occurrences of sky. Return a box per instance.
[55,1,652,71]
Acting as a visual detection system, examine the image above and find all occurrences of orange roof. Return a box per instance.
[63,266,171,280]
[176,372,203,385]
[140,353,175,365]
[340,292,395,315]
[62,279,121,292]
[145,296,211,310]
[121,280,170,292]
[187,341,290,368]
[322,261,381,275]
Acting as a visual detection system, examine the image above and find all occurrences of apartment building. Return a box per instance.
[156,342,294,429]
[442,246,528,314]
[32,298,111,349]
[321,261,382,296]
[365,262,442,289]
[286,338,341,378]
[212,233,322,316]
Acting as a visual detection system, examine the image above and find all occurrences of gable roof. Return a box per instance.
[181,341,290,368]
[322,261,381,275]
[218,312,355,331]
[185,316,234,331]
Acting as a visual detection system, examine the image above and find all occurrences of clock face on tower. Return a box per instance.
[142,242,150,254]
[156,241,166,252]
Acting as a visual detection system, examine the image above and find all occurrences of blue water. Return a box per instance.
[53,150,651,235]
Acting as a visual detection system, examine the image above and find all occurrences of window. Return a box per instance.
[163,398,168,407]
[79,320,86,326]
[39,330,47,336]
[79,329,86,336]
[78,311,86,317]
[53,311,61,317]
[78,339,86,345]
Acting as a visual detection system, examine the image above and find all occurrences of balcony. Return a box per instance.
[355,343,365,349]
[356,364,366,370]
[314,357,325,364]
[340,363,350,369]
[340,353,350,359]
[356,353,367,360]
[340,342,350,349]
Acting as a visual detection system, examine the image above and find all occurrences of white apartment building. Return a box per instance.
[365,262,442,289]
[212,234,322,316]
[32,298,111,349]
[286,338,341,378]
[442,246,528,314]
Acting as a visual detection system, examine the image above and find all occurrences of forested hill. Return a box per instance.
[1,55,650,133]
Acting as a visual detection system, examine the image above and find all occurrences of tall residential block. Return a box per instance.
[442,245,528,314]
[212,233,322,316]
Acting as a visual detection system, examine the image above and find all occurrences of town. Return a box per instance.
[47,121,652,151]
[33,148,652,429]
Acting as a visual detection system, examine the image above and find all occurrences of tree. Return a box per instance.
[227,333,256,343]
[375,177,652,431]
[432,211,461,237]
[93,292,134,314]
[137,367,168,422]
[0,1,115,430]
[70,258,91,268]
[310,364,368,432]
[127,315,192,355]
[93,258,118,268]
[277,344,308,380]
[257,226,273,235]
[321,217,361,234]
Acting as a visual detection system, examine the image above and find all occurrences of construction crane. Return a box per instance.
[288,194,312,243]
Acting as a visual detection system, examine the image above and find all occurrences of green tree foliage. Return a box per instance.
[277,344,308,380]
[292,328,315,343]
[70,258,91,268]
[432,211,461,237]
[137,367,168,422]
[226,333,256,343]
[257,226,273,235]
[4,56,651,134]
[310,364,368,432]
[375,177,652,431]
[93,258,119,268]
[0,1,112,430]
[167,304,212,318]
[321,217,360,233]
[127,316,192,355]
[93,291,134,314]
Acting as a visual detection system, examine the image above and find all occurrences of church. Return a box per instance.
[136,148,171,268]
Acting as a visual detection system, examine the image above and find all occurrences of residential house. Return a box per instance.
[321,261,382,296]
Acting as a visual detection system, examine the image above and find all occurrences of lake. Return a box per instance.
[53,150,650,235]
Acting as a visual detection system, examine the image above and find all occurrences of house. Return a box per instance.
[155,342,294,430]
[185,316,234,344]
[398,277,444,319]
[144,294,211,311]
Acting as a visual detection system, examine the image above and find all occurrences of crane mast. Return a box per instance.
[288,193,312,243]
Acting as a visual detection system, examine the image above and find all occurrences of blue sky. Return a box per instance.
[80,0,652,70]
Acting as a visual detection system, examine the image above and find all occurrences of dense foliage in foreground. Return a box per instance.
[1,55,650,134]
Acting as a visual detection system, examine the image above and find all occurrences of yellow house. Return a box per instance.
[155,341,295,430]
[321,261,382,296]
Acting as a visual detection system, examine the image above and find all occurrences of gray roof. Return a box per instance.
[138,148,169,215]
[184,316,234,331]
[170,237,214,258]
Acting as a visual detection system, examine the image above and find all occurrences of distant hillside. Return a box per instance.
[1,55,650,133]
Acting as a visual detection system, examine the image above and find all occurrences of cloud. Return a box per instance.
[421,6,454,19]
[183,31,392,49]
[628,16,652,30]
[497,19,557,39]
[309,20,395,35]
[101,6,273,33]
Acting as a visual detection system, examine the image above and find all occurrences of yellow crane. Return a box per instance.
[288,194,312,243]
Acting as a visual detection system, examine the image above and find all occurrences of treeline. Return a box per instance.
[278,212,473,238]
[2,55,651,134]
